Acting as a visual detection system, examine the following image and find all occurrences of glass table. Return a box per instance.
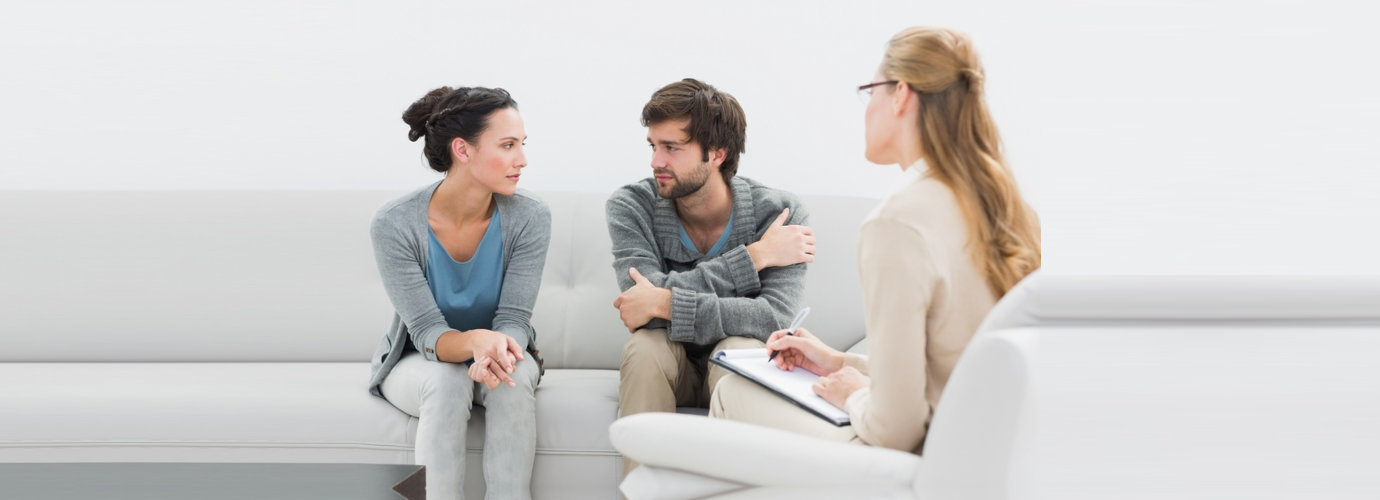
[0,463,425,500]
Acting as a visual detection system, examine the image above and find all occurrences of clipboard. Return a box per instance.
[710,348,850,426]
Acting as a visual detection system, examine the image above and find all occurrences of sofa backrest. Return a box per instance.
[0,190,877,369]
[917,272,1380,498]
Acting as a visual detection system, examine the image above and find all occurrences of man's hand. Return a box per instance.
[747,208,815,271]
[813,366,869,409]
[612,267,672,333]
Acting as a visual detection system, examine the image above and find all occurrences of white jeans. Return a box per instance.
[381,351,540,500]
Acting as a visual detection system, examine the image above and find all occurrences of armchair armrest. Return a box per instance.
[610,413,922,488]
[707,486,917,500]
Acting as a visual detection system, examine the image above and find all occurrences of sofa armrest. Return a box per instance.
[845,338,868,355]
[610,413,921,488]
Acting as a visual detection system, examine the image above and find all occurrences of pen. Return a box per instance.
[767,307,810,363]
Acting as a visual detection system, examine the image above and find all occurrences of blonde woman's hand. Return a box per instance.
[813,366,868,409]
[765,327,843,376]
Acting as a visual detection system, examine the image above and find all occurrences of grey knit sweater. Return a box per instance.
[606,176,809,346]
[367,181,551,397]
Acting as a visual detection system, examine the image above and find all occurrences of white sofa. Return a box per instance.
[611,273,1380,499]
[0,189,880,499]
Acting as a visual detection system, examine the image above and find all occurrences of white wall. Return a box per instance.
[3,0,1377,276]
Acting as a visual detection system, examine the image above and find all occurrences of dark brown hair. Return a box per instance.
[401,86,518,172]
[641,78,747,181]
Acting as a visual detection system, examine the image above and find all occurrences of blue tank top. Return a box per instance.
[425,209,504,333]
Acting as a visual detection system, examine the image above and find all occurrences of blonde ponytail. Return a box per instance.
[881,27,1041,296]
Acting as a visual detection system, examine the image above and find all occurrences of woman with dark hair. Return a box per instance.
[711,27,1041,454]
[367,86,550,499]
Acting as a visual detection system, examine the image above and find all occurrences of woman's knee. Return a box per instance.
[485,358,539,402]
[709,372,756,419]
[509,357,540,392]
[714,335,765,351]
[420,362,476,410]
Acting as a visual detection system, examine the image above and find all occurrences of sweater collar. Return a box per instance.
[653,176,755,262]
[890,159,930,193]
[901,158,929,181]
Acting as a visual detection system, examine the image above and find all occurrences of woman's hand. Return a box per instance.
[468,355,505,389]
[813,366,869,409]
[468,354,521,390]
[765,327,843,376]
[465,329,524,388]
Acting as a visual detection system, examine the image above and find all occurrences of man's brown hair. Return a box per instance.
[641,78,747,181]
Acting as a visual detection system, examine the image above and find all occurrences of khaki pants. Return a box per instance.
[618,328,764,476]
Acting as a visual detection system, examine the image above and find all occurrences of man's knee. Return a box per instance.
[621,329,679,373]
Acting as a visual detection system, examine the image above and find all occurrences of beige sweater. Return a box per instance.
[841,161,998,454]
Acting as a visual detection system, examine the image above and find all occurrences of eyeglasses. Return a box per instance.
[857,81,898,102]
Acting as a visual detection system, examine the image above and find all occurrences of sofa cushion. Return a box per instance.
[529,369,620,454]
[0,191,397,363]
[0,362,411,463]
[0,363,622,463]
[0,190,877,367]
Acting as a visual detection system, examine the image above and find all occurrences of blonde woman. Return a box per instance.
[710,27,1041,453]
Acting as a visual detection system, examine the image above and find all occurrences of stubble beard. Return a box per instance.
[657,161,715,200]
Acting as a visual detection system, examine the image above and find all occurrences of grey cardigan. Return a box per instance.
[368,181,551,397]
[606,176,809,346]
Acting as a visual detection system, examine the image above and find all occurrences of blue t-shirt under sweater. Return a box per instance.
[678,207,734,257]
[425,210,504,334]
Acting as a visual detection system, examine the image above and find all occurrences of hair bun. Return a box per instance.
[401,86,455,142]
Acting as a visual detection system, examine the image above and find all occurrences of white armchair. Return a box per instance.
[610,272,1380,499]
